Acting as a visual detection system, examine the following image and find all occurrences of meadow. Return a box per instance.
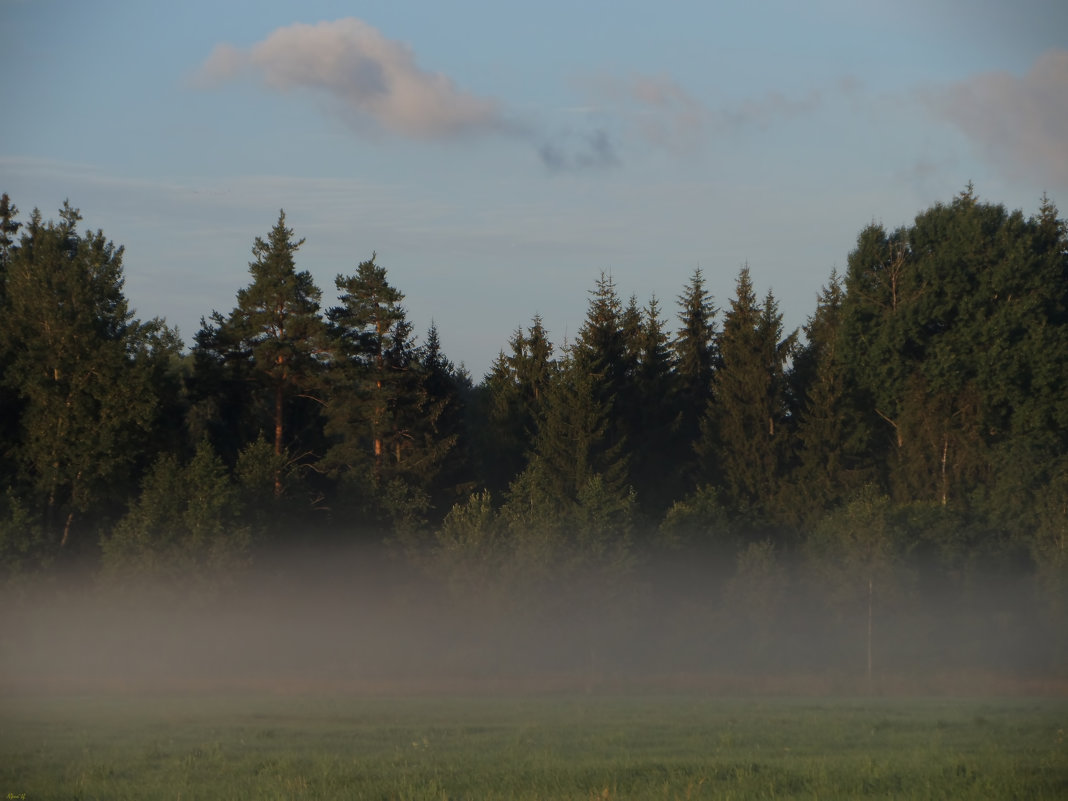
[2,693,1066,800]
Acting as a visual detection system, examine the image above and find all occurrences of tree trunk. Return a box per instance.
[940,434,949,506]
[273,381,284,497]
[60,511,75,549]
[373,373,384,480]
[867,574,873,694]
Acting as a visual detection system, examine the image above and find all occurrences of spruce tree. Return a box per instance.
[631,295,680,518]
[673,269,717,489]
[788,271,869,524]
[571,273,638,490]
[697,267,796,526]
[502,351,633,553]
[418,321,471,519]
[480,316,555,492]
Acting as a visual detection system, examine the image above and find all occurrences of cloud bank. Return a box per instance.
[197,18,507,140]
[928,49,1068,187]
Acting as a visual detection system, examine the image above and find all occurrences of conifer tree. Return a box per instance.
[326,256,455,530]
[0,202,177,552]
[697,267,796,525]
[0,193,20,266]
[573,273,630,392]
[418,321,472,518]
[788,272,870,523]
[502,351,633,554]
[479,316,555,492]
[195,211,328,497]
[571,273,638,489]
[621,294,644,381]
[630,295,679,518]
[673,269,717,489]
[326,253,408,480]
[0,193,22,491]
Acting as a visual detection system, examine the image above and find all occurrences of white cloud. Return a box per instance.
[196,18,508,140]
[927,49,1068,188]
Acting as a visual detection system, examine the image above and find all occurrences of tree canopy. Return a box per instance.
[1,189,1066,677]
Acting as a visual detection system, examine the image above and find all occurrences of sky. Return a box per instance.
[3,0,1067,379]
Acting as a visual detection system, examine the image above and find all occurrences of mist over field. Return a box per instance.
[2,540,1060,698]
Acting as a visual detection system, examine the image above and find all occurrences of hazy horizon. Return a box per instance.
[3,539,1061,698]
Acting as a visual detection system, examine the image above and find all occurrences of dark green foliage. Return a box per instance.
[505,354,631,528]
[787,271,870,524]
[495,345,636,601]
[3,186,1068,660]
[673,269,717,487]
[0,202,178,556]
[325,255,455,535]
[657,484,734,552]
[231,434,317,539]
[419,322,477,519]
[697,267,796,528]
[570,274,638,472]
[629,296,680,519]
[499,275,638,541]
[193,210,328,499]
[0,488,47,578]
[479,316,555,493]
[0,192,20,265]
[102,440,251,582]
[839,188,1068,519]
[0,194,22,492]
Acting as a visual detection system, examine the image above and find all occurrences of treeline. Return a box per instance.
[1,187,1066,676]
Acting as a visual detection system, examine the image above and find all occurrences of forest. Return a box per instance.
[1,186,1066,684]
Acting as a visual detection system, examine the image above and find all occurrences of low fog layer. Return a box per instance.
[1,542,1062,696]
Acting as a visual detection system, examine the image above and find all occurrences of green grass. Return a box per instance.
[2,694,1066,800]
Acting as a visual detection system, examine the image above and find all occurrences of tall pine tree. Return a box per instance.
[326,255,455,532]
[195,210,328,497]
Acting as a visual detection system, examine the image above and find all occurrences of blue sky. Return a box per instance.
[3,0,1066,379]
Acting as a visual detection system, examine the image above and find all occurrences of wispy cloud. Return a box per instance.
[712,88,823,133]
[195,18,509,140]
[539,129,620,173]
[193,20,835,175]
[923,49,1068,187]
[582,74,824,156]
[195,18,626,175]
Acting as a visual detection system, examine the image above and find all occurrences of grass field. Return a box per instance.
[2,693,1066,800]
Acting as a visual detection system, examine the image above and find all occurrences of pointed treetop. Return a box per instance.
[0,193,20,262]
